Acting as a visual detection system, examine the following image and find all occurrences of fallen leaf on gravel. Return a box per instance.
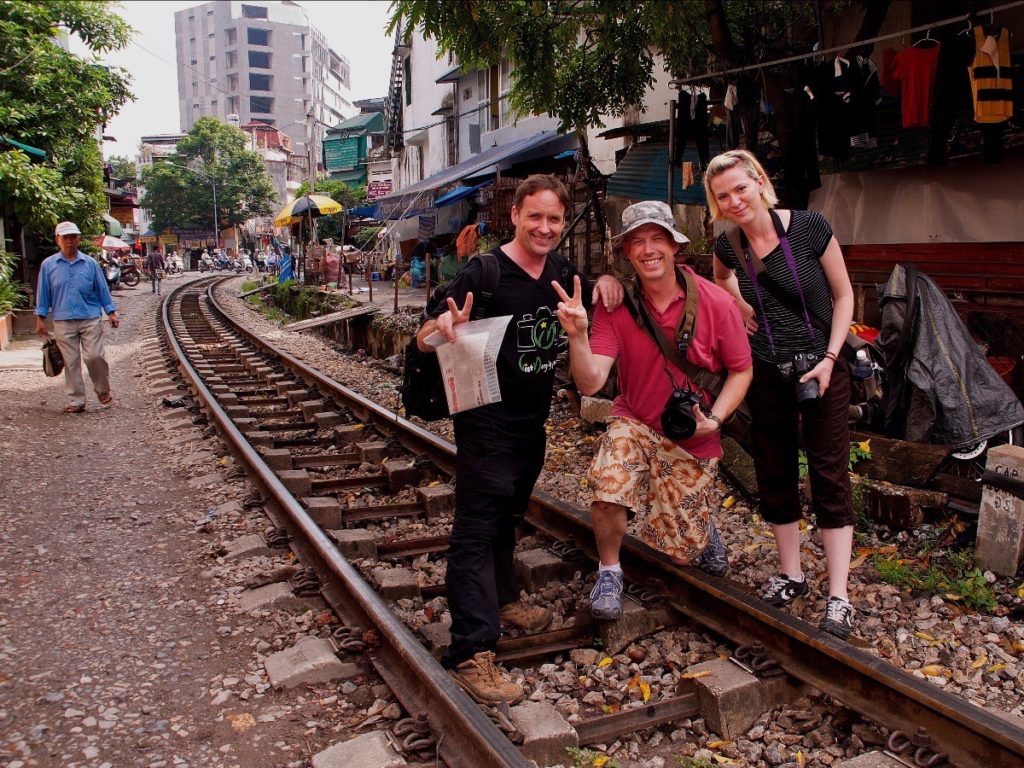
[849,553,869,570]
[592,757,609,767]
[681,671,711,679]
[639,679,651,702]
[714,757,740,765]
[722,496,735,509]
[228,713,255,732]
[708,740,732,748]
[988,664,1008,673]
[919,664,948,677]
[971,654,988,669]
[597,657,613,669]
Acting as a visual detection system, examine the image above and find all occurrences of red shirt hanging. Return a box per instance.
[892,44,941,128]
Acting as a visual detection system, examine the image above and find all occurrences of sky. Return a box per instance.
[77,1,395,160]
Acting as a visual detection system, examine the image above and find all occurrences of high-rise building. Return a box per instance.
[174,1,354,172]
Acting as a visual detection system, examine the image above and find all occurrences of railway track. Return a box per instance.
[160,276,1024,767]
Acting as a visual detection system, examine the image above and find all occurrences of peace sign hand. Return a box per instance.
[552,276,588,338]
[436,291,474,343]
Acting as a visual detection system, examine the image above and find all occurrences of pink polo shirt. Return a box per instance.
[589,267,751,459]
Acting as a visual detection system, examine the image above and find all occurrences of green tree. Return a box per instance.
[292,178,367,243]
[0,1,133,241]
[108,154,136,185]
[139,117,277,235]
[388,1,886,134]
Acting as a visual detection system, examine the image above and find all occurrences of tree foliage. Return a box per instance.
[108,154,136,184]
[139,117,277,235]
[388,1,839,134]
[0,1,133,238]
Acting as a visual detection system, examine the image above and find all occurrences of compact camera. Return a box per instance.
[778,351,821,409]
[661,387,708,440]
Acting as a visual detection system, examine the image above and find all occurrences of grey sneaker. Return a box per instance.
[761,574,809,607]
[696,519,728,576]
[590,569,624,620]
[819,596,854,639]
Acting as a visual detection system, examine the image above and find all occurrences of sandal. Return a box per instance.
[64,404,86,414]
[98,393,113,405]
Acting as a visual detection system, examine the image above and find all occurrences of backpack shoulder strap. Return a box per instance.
[469,250,501,320]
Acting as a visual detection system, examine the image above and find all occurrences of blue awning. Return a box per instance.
[433,181,492,208]
[375,130,577,219]
[605,141,707,206]
[348,205,378,218]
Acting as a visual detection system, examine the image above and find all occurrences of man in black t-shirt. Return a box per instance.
[415,174,621,704]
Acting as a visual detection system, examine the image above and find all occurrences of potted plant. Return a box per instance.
[0,250,27,350]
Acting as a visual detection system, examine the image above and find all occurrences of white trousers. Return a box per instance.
[53,318,110,406]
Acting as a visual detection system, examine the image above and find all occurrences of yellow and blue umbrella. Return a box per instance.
[273,194,342,227]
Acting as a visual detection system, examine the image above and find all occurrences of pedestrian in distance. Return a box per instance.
[146,250,166,295]
[553,201,752,622]
[34,221,120,414]
[415,174,623,705]
[704,149,857,639]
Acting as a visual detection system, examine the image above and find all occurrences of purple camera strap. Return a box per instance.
[739,210,817,354]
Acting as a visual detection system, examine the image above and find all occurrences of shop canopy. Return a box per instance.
[433,181,492,208]
[605,141,708,206]
[103,213,124,237]
[375,130,577,220]
[1,135,46,162]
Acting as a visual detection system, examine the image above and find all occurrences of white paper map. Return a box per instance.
[424,315,512,414]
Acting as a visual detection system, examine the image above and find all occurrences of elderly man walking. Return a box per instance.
[35,221,120,413]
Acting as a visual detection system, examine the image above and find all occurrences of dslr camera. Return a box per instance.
[778,351,821,409]
[661,387,708,440]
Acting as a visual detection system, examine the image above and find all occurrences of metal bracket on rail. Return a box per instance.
[388,712,437,757]
[243,489,265,509]
[290,566,321,597]
[265,525,291,548]
[885,727,949,768]
[549,539,589,563]
[483,702,524,745]
[730,642,783,677]
[331,625,369,654]
[625,582,665,605]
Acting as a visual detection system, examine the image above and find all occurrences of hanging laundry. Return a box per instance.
[881,48,901,98]
[849,54,881,148]
[927,28,974,165]
[892,43,941,128]
[674,86,710,167]
[778,67,821,209]
[969,25,1013,123]
[736,73,761,152]
[723,83,740,149]
[814,56,853,160]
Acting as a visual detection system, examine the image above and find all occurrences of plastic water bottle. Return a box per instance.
[853,349,873,381]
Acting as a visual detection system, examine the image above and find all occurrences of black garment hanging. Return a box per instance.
[673,87,710,167]
[777,65,821,209]
[928,28,974,165]
[814,57,853,161]
[736,73,761,152]
[848,55,881,144]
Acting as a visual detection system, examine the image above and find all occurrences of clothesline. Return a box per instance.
[671,0,1024,87]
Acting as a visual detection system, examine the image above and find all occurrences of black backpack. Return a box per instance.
[401,252,502,420]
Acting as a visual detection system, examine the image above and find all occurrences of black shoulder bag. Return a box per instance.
[622,267,752,444]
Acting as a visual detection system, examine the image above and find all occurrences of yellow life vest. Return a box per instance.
[969,25,1013,123]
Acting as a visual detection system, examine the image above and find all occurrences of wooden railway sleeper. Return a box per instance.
[886,728,949,768]
[290,566,321,597]
[331,625,369,654]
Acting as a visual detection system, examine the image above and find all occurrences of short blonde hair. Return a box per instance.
[703,150,779,221]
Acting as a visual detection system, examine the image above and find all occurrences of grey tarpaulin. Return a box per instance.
[876,265,1024,450]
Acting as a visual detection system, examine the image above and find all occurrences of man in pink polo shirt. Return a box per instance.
[553,200,752,620]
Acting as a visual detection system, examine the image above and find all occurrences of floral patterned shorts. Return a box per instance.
[588,418,720,564]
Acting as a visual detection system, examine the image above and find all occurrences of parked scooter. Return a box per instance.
[166,253,185,275]
[101,253,122,291]
[119,257,141,287]
[237,254,256,274]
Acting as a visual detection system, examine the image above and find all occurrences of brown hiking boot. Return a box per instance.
[499,599,553,631]
[451,651,524,705]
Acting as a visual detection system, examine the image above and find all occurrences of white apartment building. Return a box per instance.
[174,0,355,170]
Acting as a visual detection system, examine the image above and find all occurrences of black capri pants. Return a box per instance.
[747,357,854,528]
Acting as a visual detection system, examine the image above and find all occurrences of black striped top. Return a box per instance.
[714,209,835,365]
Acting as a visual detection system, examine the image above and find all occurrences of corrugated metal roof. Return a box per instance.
[606,141,707,205]
[325,112,384,136]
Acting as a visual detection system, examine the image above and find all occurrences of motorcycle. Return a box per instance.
[119,257,141,287]
[101,253,121,291]
[166,254,184,275]
[237,254,256,274]
[197,252,214,273]
[213,254,233,271]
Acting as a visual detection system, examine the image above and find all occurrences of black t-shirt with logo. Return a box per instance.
[425,246,589,435]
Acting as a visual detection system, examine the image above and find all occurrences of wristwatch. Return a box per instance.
[707,413,723,431]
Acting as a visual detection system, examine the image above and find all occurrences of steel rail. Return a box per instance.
[200,279,1024,768]
[162,280,530,768]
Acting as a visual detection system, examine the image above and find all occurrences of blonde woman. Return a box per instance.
[704,150,856,639]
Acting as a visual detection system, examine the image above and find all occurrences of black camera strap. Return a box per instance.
[622,267,726,396]
[724,211,864,364]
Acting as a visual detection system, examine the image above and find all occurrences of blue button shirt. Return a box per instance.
[35,251,117,321]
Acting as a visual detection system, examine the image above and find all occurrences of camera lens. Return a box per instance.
[661,389,699,440]
[795,378,820,409]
